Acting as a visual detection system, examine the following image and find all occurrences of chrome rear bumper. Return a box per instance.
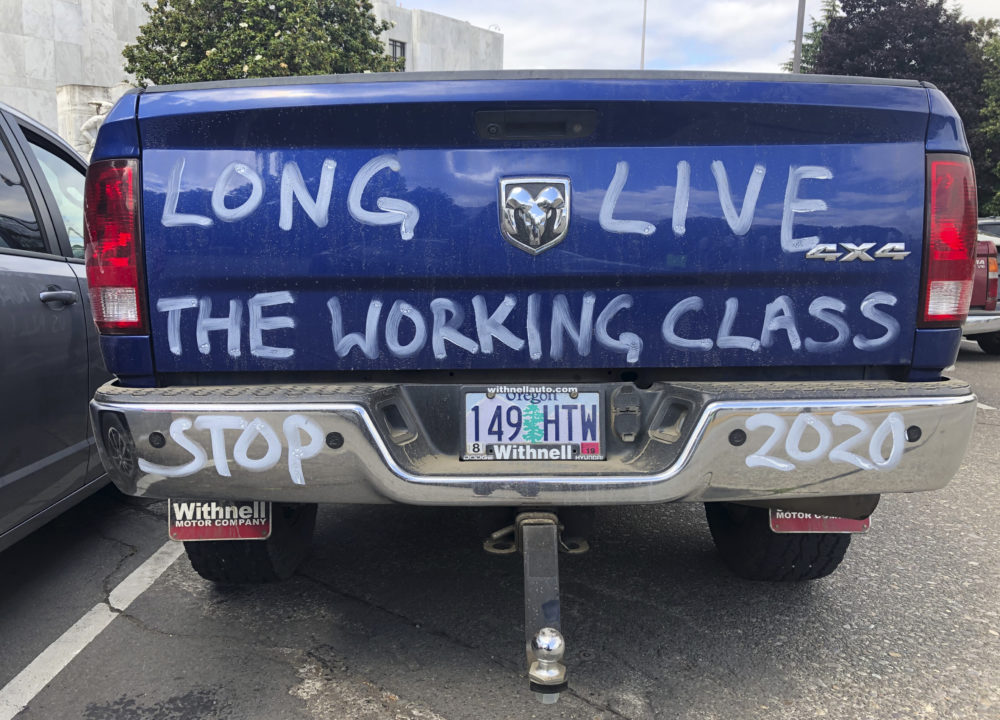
[90,379,976,506]
[962,311,1000,336]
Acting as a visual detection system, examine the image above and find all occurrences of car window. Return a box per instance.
[979,222,1000,240]
[0,135,45,254]
[25,139,86,259]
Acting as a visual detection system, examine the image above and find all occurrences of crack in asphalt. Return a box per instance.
[92,530,139,602]
[296,570,632,719]
[297,569,512,661]
[114,609,252,647]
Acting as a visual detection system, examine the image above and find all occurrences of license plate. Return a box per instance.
[168,500,271,541]
[463,386,604,461]
[769,508,870,534]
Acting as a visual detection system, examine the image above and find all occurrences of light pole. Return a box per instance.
[792,0,806,73]
[640,0,647,70]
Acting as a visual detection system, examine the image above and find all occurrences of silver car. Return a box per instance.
[0,103,111,551]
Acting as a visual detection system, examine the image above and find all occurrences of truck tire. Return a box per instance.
[184,503,317,583]
[976,332,1000,355]
[704,503,850,581]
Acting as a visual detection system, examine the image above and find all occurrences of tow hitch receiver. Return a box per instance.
[485,512,573,703]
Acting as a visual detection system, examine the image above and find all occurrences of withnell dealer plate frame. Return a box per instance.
[462,385,606,462]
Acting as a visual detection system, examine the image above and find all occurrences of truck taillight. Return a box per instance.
[84,159,147,334]
[920,155,978,327]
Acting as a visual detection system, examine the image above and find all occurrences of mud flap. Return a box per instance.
[168,499,272,541]
[769,508,870,533]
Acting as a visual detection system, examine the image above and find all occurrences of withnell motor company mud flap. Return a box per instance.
[168,500,272,541]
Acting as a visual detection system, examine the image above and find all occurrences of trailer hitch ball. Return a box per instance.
[529,627,567,704]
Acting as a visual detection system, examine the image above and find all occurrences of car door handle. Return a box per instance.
[39,290,78,306]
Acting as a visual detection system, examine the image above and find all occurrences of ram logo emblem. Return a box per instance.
[499,177,570,255]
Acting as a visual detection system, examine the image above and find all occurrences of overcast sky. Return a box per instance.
[407,0,999,73]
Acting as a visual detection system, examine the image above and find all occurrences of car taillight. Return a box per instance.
[920,154,978,327]
[987,249,999,312]
[84,159,147,334]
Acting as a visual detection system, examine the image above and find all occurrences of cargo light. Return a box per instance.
[84,159,147,334]
[920,155,978,327]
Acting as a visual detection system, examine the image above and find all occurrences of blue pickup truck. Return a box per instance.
[85,71,978,700]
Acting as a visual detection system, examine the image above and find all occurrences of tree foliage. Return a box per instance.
[980,36,1000,214]
[123,0,401,87]
[792,0,1000,215]
[782,0,839,74]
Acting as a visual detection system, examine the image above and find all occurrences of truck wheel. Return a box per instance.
[976,332,1000,355]
[184,503,317,583]
[704,503,850,581]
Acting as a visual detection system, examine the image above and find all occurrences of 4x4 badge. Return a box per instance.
[499,177,570,255]
[805,242,910,261]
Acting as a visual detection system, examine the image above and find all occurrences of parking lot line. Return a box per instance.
[978,402,997,411]
[0,541,183,720]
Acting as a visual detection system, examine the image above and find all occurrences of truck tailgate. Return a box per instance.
[136,75,930,374]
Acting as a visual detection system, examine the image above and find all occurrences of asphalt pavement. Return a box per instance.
[1,346,998,720]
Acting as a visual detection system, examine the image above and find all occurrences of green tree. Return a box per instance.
[783,0,840,74]
[521,405,544,444]
[793,0,999,215]
[982,35,1000,215]
[123,0,401,87]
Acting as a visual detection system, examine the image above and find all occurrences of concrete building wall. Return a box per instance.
[373,1,415,70]
[1,0,500,151]
[0,0,147,133]
[372,1,503,72]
